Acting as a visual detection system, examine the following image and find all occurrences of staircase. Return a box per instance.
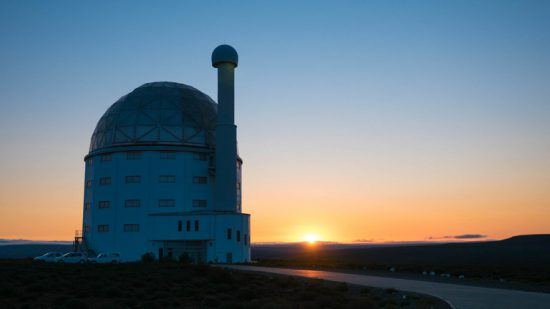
[73,230,95,256]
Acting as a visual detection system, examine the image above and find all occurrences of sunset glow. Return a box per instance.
[303,233,320,244]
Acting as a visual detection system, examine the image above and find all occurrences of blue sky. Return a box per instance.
[1,1,549,241]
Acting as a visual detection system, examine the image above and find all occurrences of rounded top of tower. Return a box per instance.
[212,44,238,68]
[88,82,218,154]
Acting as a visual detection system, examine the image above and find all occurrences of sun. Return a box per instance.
[303,233,320,244]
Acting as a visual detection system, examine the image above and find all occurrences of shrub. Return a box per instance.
[360,287,372,295]
[336,282,349,292]
[178,253,191,264]
[141,252,155,263]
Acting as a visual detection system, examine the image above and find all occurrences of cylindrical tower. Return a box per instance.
[212,45,239,212]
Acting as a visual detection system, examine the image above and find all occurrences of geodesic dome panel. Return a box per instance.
[89,82,217,153]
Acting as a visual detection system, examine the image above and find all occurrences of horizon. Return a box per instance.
[1,233,537,245]
[1,1,550,243]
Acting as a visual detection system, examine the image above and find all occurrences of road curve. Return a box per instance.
[223,265,550,309]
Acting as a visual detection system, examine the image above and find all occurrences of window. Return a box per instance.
[100,154,112,161]
[227,228,232,240]
[84,225,90,233]
[98,201,110,208]
[158,199,175,207]
[85,180,92,188]
[178,221,182,232]
[237,230,241,242]
[84,202,91,210]
[123,224,140,232]
[186,220,191,232]
[125,175,141,183]
[244,234,248,246]
[124,199,140,208]
[192,199,207,208]
[126,151,141,160]
[193,152,208,161]
[86,158,93,166]
[97,225,109,232]
[194,220,199,231]
[99,177,111,185]
[159,175,176,183]
[160,152,176,160]
[193,176,208,184]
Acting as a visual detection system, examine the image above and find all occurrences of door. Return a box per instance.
[226,252,232,264]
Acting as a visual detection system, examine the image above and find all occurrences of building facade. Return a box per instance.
[81,46,250,263]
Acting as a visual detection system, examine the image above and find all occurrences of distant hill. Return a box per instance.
[0,244,72,259]
[252,234,550,268]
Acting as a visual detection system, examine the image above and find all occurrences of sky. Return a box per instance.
[0,0,549,243]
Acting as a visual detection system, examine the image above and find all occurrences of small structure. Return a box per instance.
[81,45,250,263]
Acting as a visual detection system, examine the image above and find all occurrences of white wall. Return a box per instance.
[82,148,250,262]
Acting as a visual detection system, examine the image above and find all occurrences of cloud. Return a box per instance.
[428,234,487,240]
[353,239,374,243]
[452,234,487,239]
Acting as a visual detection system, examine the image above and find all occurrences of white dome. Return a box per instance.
[89,82,217,154]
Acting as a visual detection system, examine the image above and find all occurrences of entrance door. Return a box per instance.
[226,252,233,264]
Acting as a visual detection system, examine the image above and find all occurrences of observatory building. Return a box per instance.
[81,45,250,263]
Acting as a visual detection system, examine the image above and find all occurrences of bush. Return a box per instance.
[141,252,155,263]
[178,253,191,264]
[336,282,349,292]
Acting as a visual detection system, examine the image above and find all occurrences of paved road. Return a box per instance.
[224,265,550,309]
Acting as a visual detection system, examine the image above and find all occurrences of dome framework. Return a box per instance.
[89,82,218,154]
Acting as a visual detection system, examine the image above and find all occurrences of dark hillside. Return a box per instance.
[252,235,550,285]
[0,244,72,259]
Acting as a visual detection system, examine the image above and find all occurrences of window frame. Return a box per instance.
[123,224,140,232]
[192,199,207,208]
[192,176,208,184]
[158,199,175,207]
[125,175,141,184]
[99,177,111,185]
[159,175,176,183]
[124,199,141,208]
[98,201,111,209]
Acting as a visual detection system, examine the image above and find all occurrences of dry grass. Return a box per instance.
[0,259,448,308]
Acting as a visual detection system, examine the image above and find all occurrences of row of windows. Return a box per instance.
[96,221,204,233]
[177,220,200,232]
[86,199,208,209]
[86,151,209,165]
[226,228,248,245]
[92,222,248,245]
[96,224,139,233]
[88,175,208,187]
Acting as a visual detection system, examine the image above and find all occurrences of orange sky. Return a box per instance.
[1,140,548,243]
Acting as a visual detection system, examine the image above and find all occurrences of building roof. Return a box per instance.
[89,82,217,154]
